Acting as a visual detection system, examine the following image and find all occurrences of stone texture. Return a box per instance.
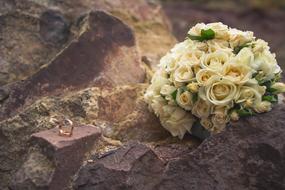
[0,10,145,121]
[0,0,175,86]
[73,104,285,190]
[0,83,189,189]
[11,125,101,190]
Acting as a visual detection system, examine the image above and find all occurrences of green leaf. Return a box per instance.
[236,108,254,117]
[187,34,203,42]
[233,43,250,54]
[267,87,278,94]
[201,29,215,40]
[192,93,198,103]
[262,95,278,103]
[187,29,215,42]
[171,89,178,101]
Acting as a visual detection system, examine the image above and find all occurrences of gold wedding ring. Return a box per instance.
[50,116,75,137]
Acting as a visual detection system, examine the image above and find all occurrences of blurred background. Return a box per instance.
[1,0,285,87]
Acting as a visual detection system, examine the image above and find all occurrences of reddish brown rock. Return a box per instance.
[0,11,145,121]
[11,125,101,190]
[73,104,285,190]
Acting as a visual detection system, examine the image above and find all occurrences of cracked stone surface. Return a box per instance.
[73,104,285,190]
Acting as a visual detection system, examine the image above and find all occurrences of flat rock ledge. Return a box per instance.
[73,104,285,190]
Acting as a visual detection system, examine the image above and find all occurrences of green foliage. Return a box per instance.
[187,29,215,42]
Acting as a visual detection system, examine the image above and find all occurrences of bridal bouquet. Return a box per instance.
[145,22,285,139]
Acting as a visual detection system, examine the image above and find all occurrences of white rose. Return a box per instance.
[179,49,204,66]
[234,47,254,66]
[187,82,199,93]
[188,22,229,40]
[176,89,194,111]
[253,101,272,113]
[205,76,238,106]
[252,39,269,54]
[253,50,280,81]
[160,84,177,102]
[188,23,207,36]
[207,39,232,53]
[211,114,228,133]
[201,50,230,71]
[173,64,195,83]
[207,22,229,40]
[161,106,195,139]
[235,85,265,107]
[192,98,212,119]
[229,28,254,48]
[196,69,221,86]
[222,62,252,84]
[148,72,170,94]
[170,40,193,59]
[160,84,176,96]
[200,118,214,131]
[160,53,178,73]
[271,82,285,93]
[147,95,167,117]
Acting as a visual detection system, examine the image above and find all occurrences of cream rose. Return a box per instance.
[200,118,214,131]
[252,39,269,55]
[161,106,195,139]
[148,95,167,117]
[176,89,194,111]
[205,76,238,106]
[160,53,178,73]
[222,63,252,84]
[234,47,254,66]
[196,69,221,86]
[253,101,272,113]
[211,114,228,133]
[235,85,265,107]
[192,98,212,118]
[229,28,254,48]
[173,64,195,83]
[207,39,232,53]
[201,50,230,71]
[271,82,285,93]
[188,23,207,36]
[207,22,229,40]
[179,50,204,66]
[253,50,280,81]
[160,84,177,103]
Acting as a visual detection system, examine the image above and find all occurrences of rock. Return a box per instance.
[0,11,145,121]
[11,125,101,190]
[0,9,71,86]
[74,142,165,190]
[9,151,55,190]
[0,84,187,189]
[0,87,9,103]
[40,10,70,45]
[0,0,175,86]
[73,104,285,190]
